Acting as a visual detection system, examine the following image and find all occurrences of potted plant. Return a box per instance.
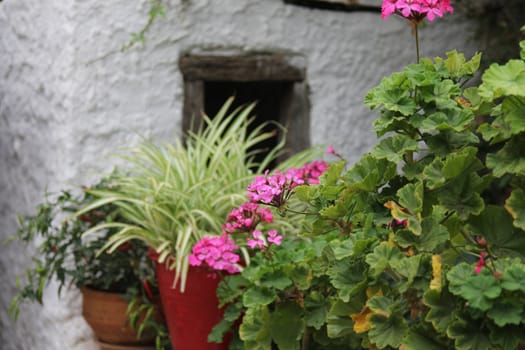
[9,177,169,350]
[205,3,525,350]
[77,98,322,350]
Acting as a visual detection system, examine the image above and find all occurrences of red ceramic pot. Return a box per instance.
[150,250,231,350]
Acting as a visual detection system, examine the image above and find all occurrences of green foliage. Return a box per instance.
[215,44,525,349]
[8,179,169,348]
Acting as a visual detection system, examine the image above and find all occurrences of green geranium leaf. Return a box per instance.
[304,291,329,330]
[435,50,481,78]
[438,172,485,220]
[481,96,525,143]
[505,188,525,230]
[365,244,404,277]
[489,324,525,350]
[418,109,473,133]
[486,298,523,326]
[345,155,397,191]
[486,135,525,177]
[269,302,304,350]
[259,270,293,290]
[373,135,419,164]
[327,297,364,338]
[501,263,525,292]
[468,205,525,259]
[478,59,525,100]
[403,325,449,350]
[395,217,448,252]
[329,258,367,302]
[450,269,502,311]
[424,289,456,333]
[285,264,312,290]
[367,296,395,318]
[442,146,483,179]
[243,286,277,307]
[447,318,492,350]
[424,79,462,110]
[390,255,422,292]
[368,314,408,349]
[239,306,272,350]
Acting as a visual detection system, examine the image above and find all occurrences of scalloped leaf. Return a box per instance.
[243,286,277,307]
[448,268,501,311]
[269,302,304,350]
[501,263,525,292]
[372,135,419,164]
[239,306,272,350]
[368,314,408,349]
[345,155,397,191]
[417,109,473,133]
[438,172,485,220]
[424,289,456,333]
[486,135,525,177]
[478,59,525,100]
[447,318,492,350]
[434,50,482,78]
[403,325,449,350]
[365,244,404,278]
[486,298,523,326]
[479,96,525,143]
[329,258,367,302]
[468,205,525,259]
[489,324,525,350]
[505,188,525,230]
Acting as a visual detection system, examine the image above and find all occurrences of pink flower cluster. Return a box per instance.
[247,230,282,249]
[247,161,328,207]
[381,0,453,22]
[223,201,274,234]
[189,161,329,272]
[188,233,241,274]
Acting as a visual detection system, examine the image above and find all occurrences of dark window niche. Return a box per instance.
[179,53,310,164]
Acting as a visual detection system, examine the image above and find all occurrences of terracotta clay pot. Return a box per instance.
[81,287,164,348]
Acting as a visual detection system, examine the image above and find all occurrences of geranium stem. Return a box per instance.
[415,22,420,64]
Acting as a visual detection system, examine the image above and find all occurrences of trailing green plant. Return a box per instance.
[210,23,525,350]
[78,97,322,291]
[8,178,169,349]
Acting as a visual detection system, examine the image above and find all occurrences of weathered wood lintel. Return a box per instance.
[283,0,381,13]
[179,53,305,82]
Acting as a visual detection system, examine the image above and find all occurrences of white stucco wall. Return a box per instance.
[0,0,479,349]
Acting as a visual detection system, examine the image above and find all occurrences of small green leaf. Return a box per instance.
[403,325,449,350]
[304,292,329,330]
[489,324,525,350]
[450,269,502,311]
[243,287,277,307]
[479,59,525,99]
[505,188,525,230]
[447,318,492,350]
[468,205,525,259]
[486,298,523,326]
[501,263,525,292]
[424,289,456,333]
[365,244,404,278]
[367,296,395,318]
[259,270,293,290]
[486,136,525,177]
[269,302,304,350]
[239,306,272,350]
[373,135,419,164]
[368,314,408,349]
[345,155,397,191]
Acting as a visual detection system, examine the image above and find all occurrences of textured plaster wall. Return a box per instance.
[0,0,479,349]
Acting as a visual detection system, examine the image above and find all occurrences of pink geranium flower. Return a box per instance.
[189,233,241,274]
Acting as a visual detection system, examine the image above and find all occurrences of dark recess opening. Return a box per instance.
[204,81,292,168]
